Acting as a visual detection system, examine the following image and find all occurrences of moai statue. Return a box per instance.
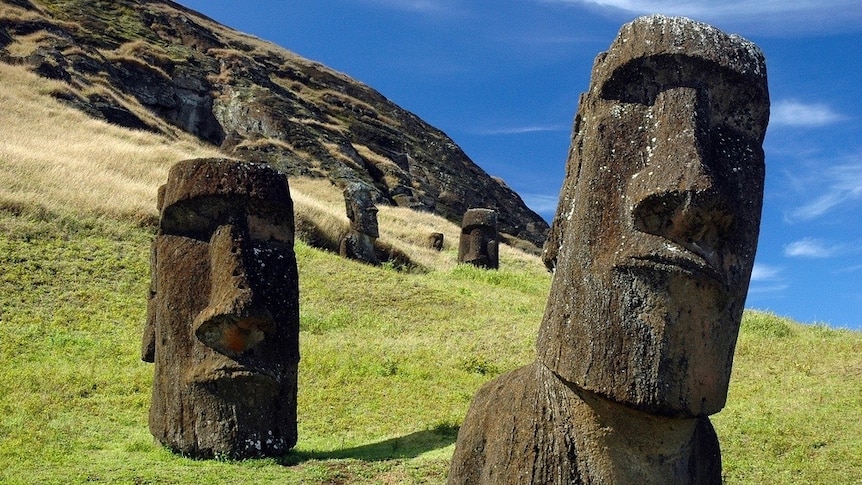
[449,15,769,484]
[428,232,445,251]
[458,208,499,269]
[142,158,300,459]
[339,182,380,265]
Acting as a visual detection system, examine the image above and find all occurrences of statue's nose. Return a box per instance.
[629,87,733,266]
[193,224,274,358]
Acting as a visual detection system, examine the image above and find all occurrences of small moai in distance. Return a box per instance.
[141,158,300,459]
[448,15,769,484]
[339,182,380,265]
[427,232,444,251]
[457,208,499,269]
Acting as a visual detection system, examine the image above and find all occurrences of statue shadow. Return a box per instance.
[278,424,459,465]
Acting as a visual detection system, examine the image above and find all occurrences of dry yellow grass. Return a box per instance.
[289,177,544,272]
[0,61,543,272]
[0,62,222,220]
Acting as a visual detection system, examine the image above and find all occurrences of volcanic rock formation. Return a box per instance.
[0,0,548,247]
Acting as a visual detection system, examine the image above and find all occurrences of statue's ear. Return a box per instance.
[142,240,158,363]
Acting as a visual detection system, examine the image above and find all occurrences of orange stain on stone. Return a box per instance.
[222,326,248,353]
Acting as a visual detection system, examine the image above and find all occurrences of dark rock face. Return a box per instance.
[0,0,549,247]
[142,158,300,459]
[449,15,769,484]
[458,208,499,269]
[339,182,380,265]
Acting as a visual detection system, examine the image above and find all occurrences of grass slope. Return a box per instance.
[1,61,860,484]
[1,212,860,484]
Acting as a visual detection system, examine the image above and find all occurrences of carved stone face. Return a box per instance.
[538,16,769,417]
[458,208,499,269]
[143,158,299,458]
[344,183,379,238]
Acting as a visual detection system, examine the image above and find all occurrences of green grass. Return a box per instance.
[1,209,860,484]
[715,312,862,484]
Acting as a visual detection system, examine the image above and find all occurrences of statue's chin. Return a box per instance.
[600,265,739,417]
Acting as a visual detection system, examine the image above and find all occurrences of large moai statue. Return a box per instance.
[448,15,769,484]
[339,182,380,265]
[141,158,300,459]
[458,208,499,269]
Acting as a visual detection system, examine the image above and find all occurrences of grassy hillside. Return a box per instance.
[1,62,861,484]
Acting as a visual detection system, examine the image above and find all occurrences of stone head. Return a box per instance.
[538,16,769,417]
[458,208,499,269]
[344,182,379,238]
[142,158,299,458]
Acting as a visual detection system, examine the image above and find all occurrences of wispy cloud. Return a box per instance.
[750,263,782,281]
[472,124,570,136]
[521,193,560,218]
[771,100,846,128]
[747,263,787,295]
[544,0,862,34]
[784,238,839,258]
[360,0,463,14]
[747,284,789,295]
[548,0,858,17]
[788,161,862,221]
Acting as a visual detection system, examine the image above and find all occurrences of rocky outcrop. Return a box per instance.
[0,0,549,247]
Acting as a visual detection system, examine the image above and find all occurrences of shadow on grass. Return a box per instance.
[278,423,459,465]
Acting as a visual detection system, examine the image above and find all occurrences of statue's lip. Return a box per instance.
[194,365,278,384]
[623,245,726,286]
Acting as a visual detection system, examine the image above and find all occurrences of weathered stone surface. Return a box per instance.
[0,0,549,248]
[339,182,380,265]
[449,15,768,484]
[457,208,499,269]
[142,158,299,459]
[449,362,722,484]
[427,232,444,251]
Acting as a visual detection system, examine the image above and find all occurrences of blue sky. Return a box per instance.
[176,0,862,330]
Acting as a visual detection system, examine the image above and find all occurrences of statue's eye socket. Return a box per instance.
[247,213,294,244]
[160,197,293,243]
[160,199,241,241]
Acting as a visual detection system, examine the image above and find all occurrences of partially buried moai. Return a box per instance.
[448,15,768,484]
[427,232,445,251]
[458,208,499,269]
[339,182,380,265]
[142,158,300,459]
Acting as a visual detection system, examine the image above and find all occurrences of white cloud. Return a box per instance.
[750,263,782,281]
[552,0,857,17]
[836,264,862,274]
[521,193,560,217]
[789,161,862,221]
[544,0,862,34]
[747,264,786,296]
[747,284,789,295]
[473,124,570,135]
[361,0,463,14]
[771,100,846,128]
[784,238,837,258]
